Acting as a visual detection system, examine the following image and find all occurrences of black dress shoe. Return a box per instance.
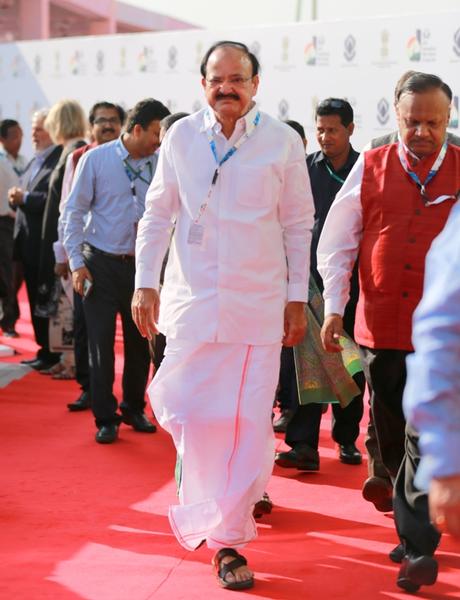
[275,444,319,471]
[273,409,294,433]
[362,476,393,512]
[121,412,156,433]
[67,391,91,412]
[338,443,362,465]
[21,357,40,365]
[26,358,60,371]
[389,543,405,564]
[397,552,438,593]
[95,424,119,444]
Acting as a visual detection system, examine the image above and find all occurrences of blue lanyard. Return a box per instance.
[192,110,260,225]
[122,158,152,186]
[397,139,448,203]
[115,140,153,202]
[205,109,261,170]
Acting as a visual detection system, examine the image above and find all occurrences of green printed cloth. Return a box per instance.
[294,277,362,408]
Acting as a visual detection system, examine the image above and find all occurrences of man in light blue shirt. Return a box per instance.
[404,197,460,540]
[63,98,170,444]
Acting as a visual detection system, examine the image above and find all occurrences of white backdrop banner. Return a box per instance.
[1,11,459,157]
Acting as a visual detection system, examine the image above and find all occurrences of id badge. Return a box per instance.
[187,223,204,246]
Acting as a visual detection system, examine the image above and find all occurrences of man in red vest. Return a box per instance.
[317,72,460,593]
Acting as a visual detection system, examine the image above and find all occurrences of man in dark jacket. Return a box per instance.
[8,109,62,370]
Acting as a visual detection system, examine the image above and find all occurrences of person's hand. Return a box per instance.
[8,187,25,207]
[72,266,93,296]
[55,262,69,280]
[321,314,344,352]
[429,475,460,538]
[282,301,307,347]
[131,288,160,340]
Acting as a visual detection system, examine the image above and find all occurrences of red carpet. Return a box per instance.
[1,293,459,599]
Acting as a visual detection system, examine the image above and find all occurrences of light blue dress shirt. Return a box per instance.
[403,199,460,489]
[63,137,157,271]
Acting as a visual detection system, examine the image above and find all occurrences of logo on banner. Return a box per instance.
[407,30,421,61]
[138,47,156,73]
[450,96,459,128]
[380,30,389,59]
[372,29,397,68]
[275,36,295,70]
[70,50,86,75]
[304,37,316,65]
[96,50,105,74]
[377,98,390,125]
[406,29,436,62]
[278,99,289,120]
[453,28,460,57]
[304,35,329,66]
[168,46,178,70]
[344,35,356,62]
[281,36,290,63]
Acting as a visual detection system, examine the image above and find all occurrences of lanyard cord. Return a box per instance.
[123,158,153,186]
[397,138,448,200]
[193,110,261,224]
[324,161,345,185]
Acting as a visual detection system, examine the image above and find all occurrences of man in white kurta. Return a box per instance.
[132,41,313,588]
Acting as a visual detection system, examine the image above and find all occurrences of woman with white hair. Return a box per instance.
[35,99,88,378]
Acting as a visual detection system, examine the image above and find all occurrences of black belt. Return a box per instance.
[83,243,134,262]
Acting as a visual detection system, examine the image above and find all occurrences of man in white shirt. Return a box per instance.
[132,41,313,590]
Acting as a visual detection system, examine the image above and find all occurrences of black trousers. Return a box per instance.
[21,259,59,362]
[0,217,18,330]
[359,346,438,555]
[358,347,408,480]
[73,290,89,392]
[281,346,365,449]
[82,247,150,428]
[394,422,440,556]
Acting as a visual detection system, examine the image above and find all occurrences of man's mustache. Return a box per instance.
[216,93,240,101]
[102,128,115,134]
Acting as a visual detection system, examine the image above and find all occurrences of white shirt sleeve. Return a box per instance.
[53,154,75,263]
[279,139,314,302]
[135,134,180,290]
[317,153,364,317]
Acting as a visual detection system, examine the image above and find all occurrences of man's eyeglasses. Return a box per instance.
[205,76,253,88]
[93,117,121,125]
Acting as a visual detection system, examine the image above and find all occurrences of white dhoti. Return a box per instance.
[149,339,281,550]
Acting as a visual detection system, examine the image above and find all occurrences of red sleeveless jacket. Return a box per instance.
[355,142,460,350]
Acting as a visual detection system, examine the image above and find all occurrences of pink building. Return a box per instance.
[0,0,196,42]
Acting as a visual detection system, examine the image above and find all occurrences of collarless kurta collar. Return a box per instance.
[200,103,259,136]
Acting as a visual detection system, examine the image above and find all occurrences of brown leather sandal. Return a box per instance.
[212,548,254,591]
